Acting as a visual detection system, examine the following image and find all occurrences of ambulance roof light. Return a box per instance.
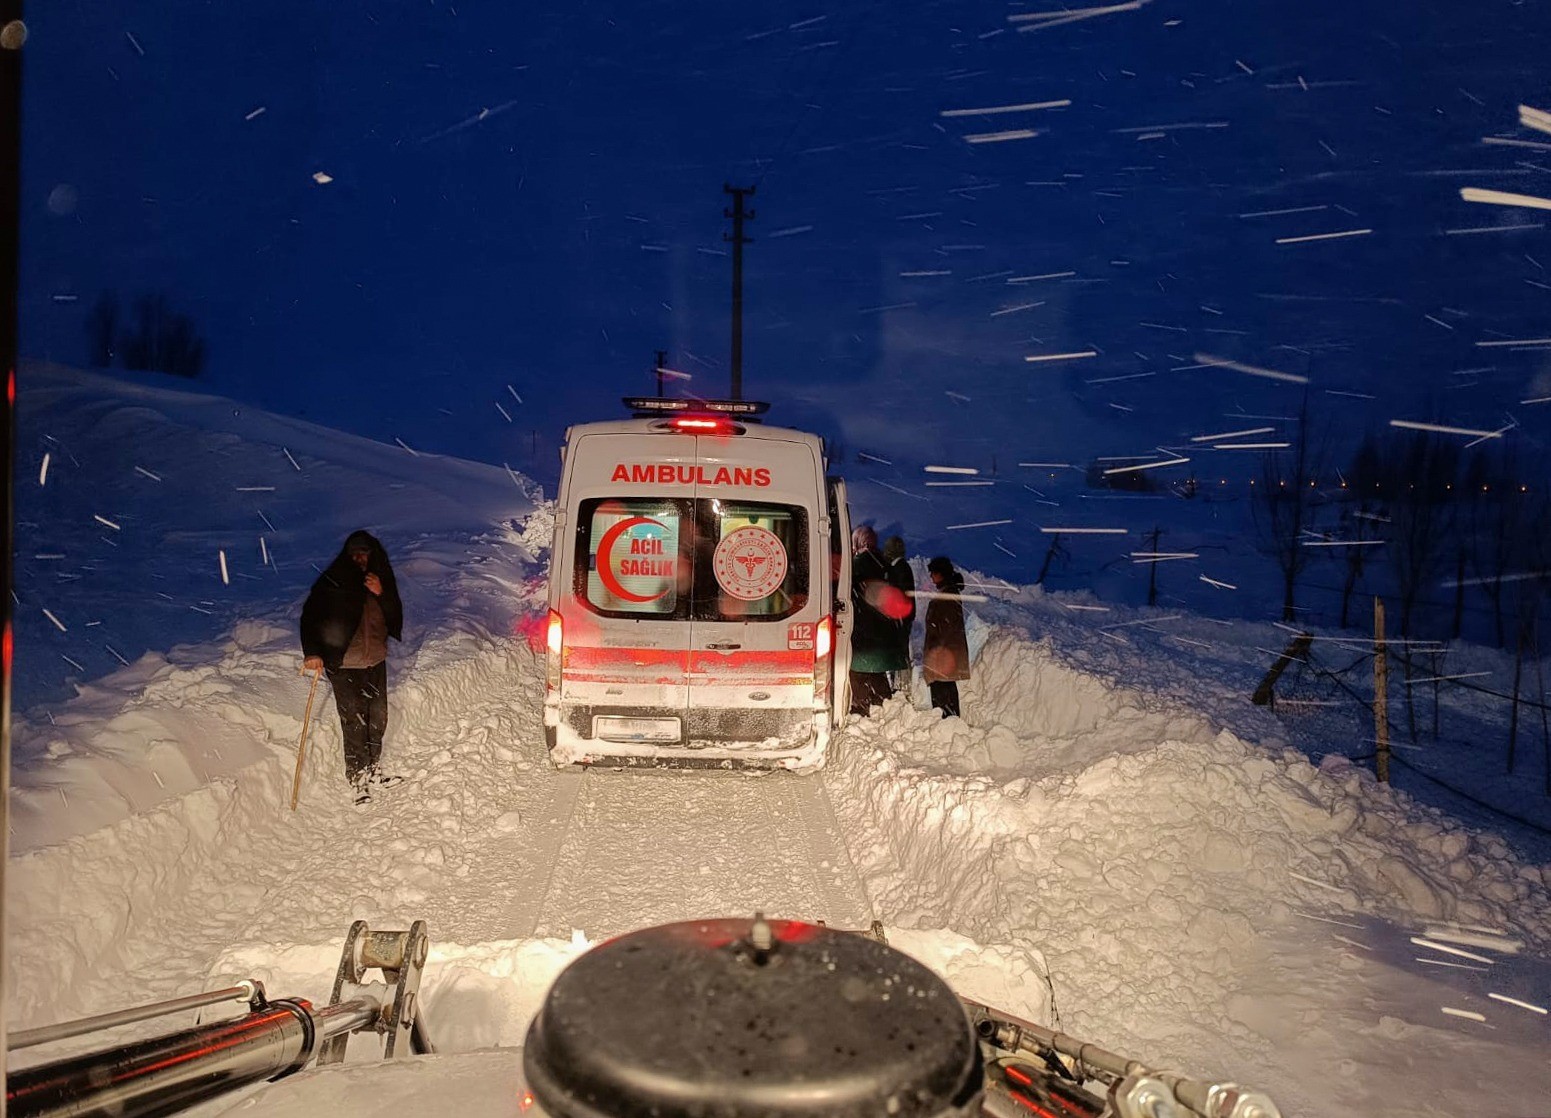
[623,397,770,418]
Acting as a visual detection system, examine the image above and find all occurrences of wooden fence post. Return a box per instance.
[1251,634,1313,707]
[1374,597,1389,784]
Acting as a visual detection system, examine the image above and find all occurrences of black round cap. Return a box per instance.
[522,917,981,1118]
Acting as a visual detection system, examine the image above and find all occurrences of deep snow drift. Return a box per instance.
[7,368,1551,1118]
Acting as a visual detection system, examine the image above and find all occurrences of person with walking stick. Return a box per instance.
[300,529,405,806]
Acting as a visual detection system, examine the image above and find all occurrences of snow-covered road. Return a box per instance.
[9,370,1551,1117]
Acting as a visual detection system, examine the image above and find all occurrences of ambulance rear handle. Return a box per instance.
[705,641,742,650]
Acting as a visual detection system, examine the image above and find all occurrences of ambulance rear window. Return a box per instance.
[577,499,682,616]
[576,498,808,621]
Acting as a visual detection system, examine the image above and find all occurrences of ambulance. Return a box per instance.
[543,398,853,771]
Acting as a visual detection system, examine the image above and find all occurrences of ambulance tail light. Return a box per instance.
[813,615,834,706]
[546,610,564,690]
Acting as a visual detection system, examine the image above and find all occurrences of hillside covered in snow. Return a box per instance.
[7,368,1551,1117]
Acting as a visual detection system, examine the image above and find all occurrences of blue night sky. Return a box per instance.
[18,0,1551,488]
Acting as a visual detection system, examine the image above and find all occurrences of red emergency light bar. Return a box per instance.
[668,416,742,435]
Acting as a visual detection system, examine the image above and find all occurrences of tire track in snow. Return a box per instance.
[520,769,872,938]
[500,768,586,939]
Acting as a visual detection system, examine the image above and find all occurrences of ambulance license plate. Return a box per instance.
[594,715,682,743]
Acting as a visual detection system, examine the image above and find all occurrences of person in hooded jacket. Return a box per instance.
[882,535,916,692]
[849,526,910,714]
[301,529,405,804]
[923,556,970,719]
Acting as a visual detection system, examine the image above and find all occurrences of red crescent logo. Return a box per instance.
[596,516,671,603]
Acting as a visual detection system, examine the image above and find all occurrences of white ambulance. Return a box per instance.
[543,398,853,771]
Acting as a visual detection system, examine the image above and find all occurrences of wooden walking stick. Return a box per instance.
[291,664,323,811]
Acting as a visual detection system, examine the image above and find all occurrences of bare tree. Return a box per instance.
[1252,392,1326,622]
[1383,432,1463,639]
[1464,444,1531,647]
[119,294,207,378]
[85,292,118,367]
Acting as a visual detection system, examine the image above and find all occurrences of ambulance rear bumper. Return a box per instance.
[544,702,831,772]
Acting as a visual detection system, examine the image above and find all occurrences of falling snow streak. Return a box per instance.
[1482,136,1551,152]
[857,452,892,465]
[1008,1,1151,31]
[38,453,49,486]
[1041,526,1128,534]
[282,448,301,471]
[926,481,995,488]
[1489,993,1547,1015]
[1389,419,1503,438]
[1025,350,1098,363]
[940,100,1071,117]
[1214,442,1292,449]
[93,515,120,531]
[925,465,980,474]
[1200,575,1238,589]
[946,519,1013,529]
[1517,103,1551,137]
[964,130,1041,144]
[134,466,161,481]
[1460,186,1551,212]
[42,609,67,633]
[1194,353,1310,384]
[1275,228,1373,245]
[218,551,230,586]
[394,438,419,457]
[1440,1008,1488,1022]
[990,302,1045,317]
[1007,271,1076,283]
[1111,121,1229,134]
[419,99,521,144]
[1444,223,1544,235]
[1412,937,1495,964]
[1102,456,1190,475]
[1237,205,1331,218]
[1191,426,1274,442]
[1476,336,1551,347]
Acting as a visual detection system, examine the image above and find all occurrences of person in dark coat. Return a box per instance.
[301,529,404,803]
[848,525,909,714]
[882,535,916,691]
[923,556,970,719]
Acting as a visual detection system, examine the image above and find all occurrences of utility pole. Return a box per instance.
[655,349,666,397]
[723,184,754,400]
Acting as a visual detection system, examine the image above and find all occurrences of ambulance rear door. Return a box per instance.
[827,476,853,728]
[687,435,825,750]
[566,436,693,749]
